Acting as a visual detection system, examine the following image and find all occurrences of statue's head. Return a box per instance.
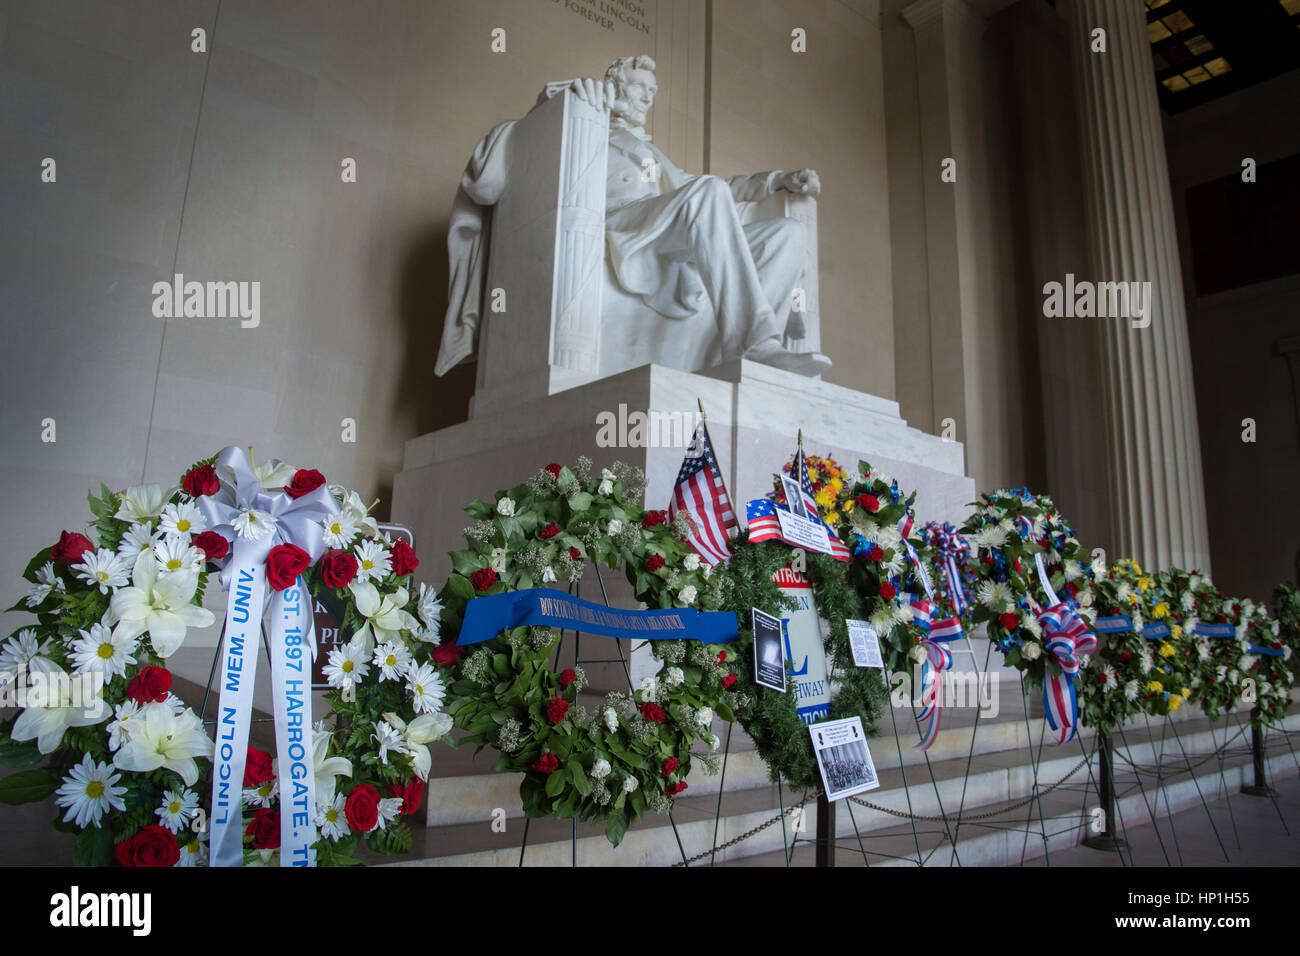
[605,55,658,127]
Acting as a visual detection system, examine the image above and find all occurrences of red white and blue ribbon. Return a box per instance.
[925,522,970,615]
[1037,603,1096,745]
[906,594,959,751]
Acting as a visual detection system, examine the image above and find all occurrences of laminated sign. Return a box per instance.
[772,565,830,724]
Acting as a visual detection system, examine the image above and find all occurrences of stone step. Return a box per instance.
[389,705,1297,866]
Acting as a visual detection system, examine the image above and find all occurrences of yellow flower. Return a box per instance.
[1153,602,1169,619]
[1181,687,1191,698]
[1131,560,1144,575]
[1158,643,1175,658]
[1168,695,1182,711]
[1137,576,1152,592]
[826,511,841,525]
[815,488,835,507]
[1171,624,1183,639]
[1146,680,1164,693]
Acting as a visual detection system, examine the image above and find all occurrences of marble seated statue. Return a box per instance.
[435,54,830,417]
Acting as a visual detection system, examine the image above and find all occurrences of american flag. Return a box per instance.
[668,421,737,566]
[793,445,821,520]
[746,498,851,561]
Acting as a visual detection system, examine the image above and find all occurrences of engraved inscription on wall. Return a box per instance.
[549,0,652,35]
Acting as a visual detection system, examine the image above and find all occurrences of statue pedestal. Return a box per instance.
[393,359,974,587]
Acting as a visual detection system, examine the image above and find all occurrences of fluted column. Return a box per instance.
[1062,0,1210,573]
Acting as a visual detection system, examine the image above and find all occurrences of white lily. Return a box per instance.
[253,458,299,491]
[348,582,419,656]
[11,659,108,754]
[312,728,352,805]
[381,711,452,781]
[110,552,215,657]
[114,484,172,522]
[112,702,212,787]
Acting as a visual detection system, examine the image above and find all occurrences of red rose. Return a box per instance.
[662,757,679,777]
[641,702,666,723]
[265,543,311,591]
[869,545,884,561]
[856,494,880,512]
[318,548,359,588]
[879,582,896,601]
[283,468,326,499]
[389,539,419,577]
[532,752,559,774]
[193,530,229,562]
[537,522,561,541]
[642,510,666,528]
[569,546,582,560]
[471,568,498,591]
[716,650,727,666]
[246,808,280,849]
[244,746,274,788]
[722,673,737,689]
[51,531,94,565]
[998,613,1020,631]
[558,668,576,690]
[1120,652,1132,662]
[665,781,688,796]
[646,554,665,572]
[432,643,462,667]
[544,463,562,478]
[127,665,172,704]
[345,784,381,832]
[182,463,219,498]
[547,695,570,723]
[114,826,179,867]
[389,779,424,816]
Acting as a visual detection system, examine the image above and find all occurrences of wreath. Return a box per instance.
[436,458,738,847]
[718,538,888,791]
[0,448,441,866]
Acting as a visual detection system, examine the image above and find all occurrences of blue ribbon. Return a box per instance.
[1248,644,1284,657]
[456,587,738,646]
[1094,614,1134,633]
[1140,622,1171,640]
[1191,622,1236,638]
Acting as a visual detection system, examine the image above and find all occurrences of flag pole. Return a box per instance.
[696,398,738,535]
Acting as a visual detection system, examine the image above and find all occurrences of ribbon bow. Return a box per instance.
[907,595,960,751]
[195,446,341,867]
[1037,603,1097,745]
[925,521,970,616]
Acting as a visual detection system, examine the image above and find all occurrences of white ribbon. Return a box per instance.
[196,446,339,867]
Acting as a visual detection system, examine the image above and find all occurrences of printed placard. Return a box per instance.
[773,566,830,723]
[846,619,884,670]
[809,716,880,801]
[752,607,787,693]
[775,506,832,554]
[311,597,348,688]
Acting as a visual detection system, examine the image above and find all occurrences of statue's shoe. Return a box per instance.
[743,339,832,377]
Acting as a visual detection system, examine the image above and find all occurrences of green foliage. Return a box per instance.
[0,769,59,805]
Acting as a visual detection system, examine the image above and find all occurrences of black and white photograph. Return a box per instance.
[752,607,787,693]
[809,716,880,802]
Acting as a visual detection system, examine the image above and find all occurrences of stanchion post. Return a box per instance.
[816,793,835,867]
[1241,715,1278,797]
[1082,732,1127,851]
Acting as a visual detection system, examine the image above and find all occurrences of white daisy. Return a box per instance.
[232,507,275,542]
[321,513,359,549]
[371,720,408,765]
[242,776,278,809]
[116,523,162,560]
[107,700,140,751]
[316,794,351,841]
[158,501,207,538]
[69,623,137,678]
[74,549,133,594]
[977,580,1014,613]
[25,562,63,608]
[406,662,446,715]
[322,642,370,689]
[372,641,411,681]
[177,836,207,867]
[353,539,391,583]
[415,583,443,643]
[970,525,1008,552]
[55,754,127,828]
[153,537,204,576]
[376,797,405,829]
[155,788,199,833]
[869,607,896,636]
[114,485,171,523]
[0,629,47,683]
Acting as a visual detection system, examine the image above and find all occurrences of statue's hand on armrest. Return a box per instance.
[536,77,618,111]
[777,168,821,198]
